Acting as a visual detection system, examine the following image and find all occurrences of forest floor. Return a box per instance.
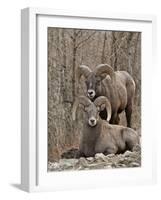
[48,145,141,172]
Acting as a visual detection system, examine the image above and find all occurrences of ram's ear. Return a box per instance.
[79,104,85,111]
[100,103,106,111]
[95,64,115,83]
[78,65,92,80]
[96,76,101,81]
[96,106,100,112]
[97,104,105,112]
[94,96,112,122]
[96,74,107,81]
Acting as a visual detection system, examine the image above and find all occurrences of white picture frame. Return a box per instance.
[21,7,157,192]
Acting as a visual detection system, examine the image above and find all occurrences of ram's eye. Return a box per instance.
[96,79,101,85]
[96,75,101,81]
[96,81,101,86]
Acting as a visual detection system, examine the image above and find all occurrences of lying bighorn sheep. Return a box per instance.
[72,96,139,157]
[78,64,135,127]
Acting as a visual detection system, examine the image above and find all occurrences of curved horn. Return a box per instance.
[94,96,112,122]
[78,65,92,80]
[72,96,92,121]
[94,64,115,82]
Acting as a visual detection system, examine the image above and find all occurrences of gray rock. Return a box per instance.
[118,164,126,167]
[95,153,105,158]
[56,159,79,170]
[59,158,78,166]
[79,157,89,167]
[86,157,94,162]
[104,165,112,169]
[119,157,126,163]
[106,154,115,158]
[48,146,141,171]
[95,153,106,162]
[48,162,60,171]
[130,162,140,167]
[124,151,133,157]
[133,145,141,152]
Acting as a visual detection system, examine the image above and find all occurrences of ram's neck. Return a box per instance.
[81,120,103,157]
[93,82,106,100]
[83,120,101,137]
[101,77,118,107]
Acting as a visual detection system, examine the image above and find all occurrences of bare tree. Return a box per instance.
[66,30,96,97]
[101,31,107,63]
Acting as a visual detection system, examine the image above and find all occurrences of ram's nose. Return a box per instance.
[89,118,97,126]
[89,91,93,95]
[87,90,95,98]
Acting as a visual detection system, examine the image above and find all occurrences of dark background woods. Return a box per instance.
[48,28,141,162]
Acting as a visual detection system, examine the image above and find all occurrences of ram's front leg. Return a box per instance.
[115,115,120,124]
[75,150,85,158]
[110,112,119,125]
[95,140,117,155]
[104,146,118,155]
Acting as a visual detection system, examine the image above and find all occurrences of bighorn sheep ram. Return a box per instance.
[78,64,135,127]
[72,96,139,157]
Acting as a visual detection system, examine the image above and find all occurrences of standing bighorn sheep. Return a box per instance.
[72,96,139,157]
[78,64,135,127]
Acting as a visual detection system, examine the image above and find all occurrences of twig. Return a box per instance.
[65,30,74,40]
[76,31,96,49]
[52,43,64,56]
[108,35,127,59]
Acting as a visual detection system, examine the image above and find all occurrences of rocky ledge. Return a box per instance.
[48,145,141,172]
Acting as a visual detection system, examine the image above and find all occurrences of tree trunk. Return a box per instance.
[72,30,78,99]
[111,32,118,71]
[101,32,107,63]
